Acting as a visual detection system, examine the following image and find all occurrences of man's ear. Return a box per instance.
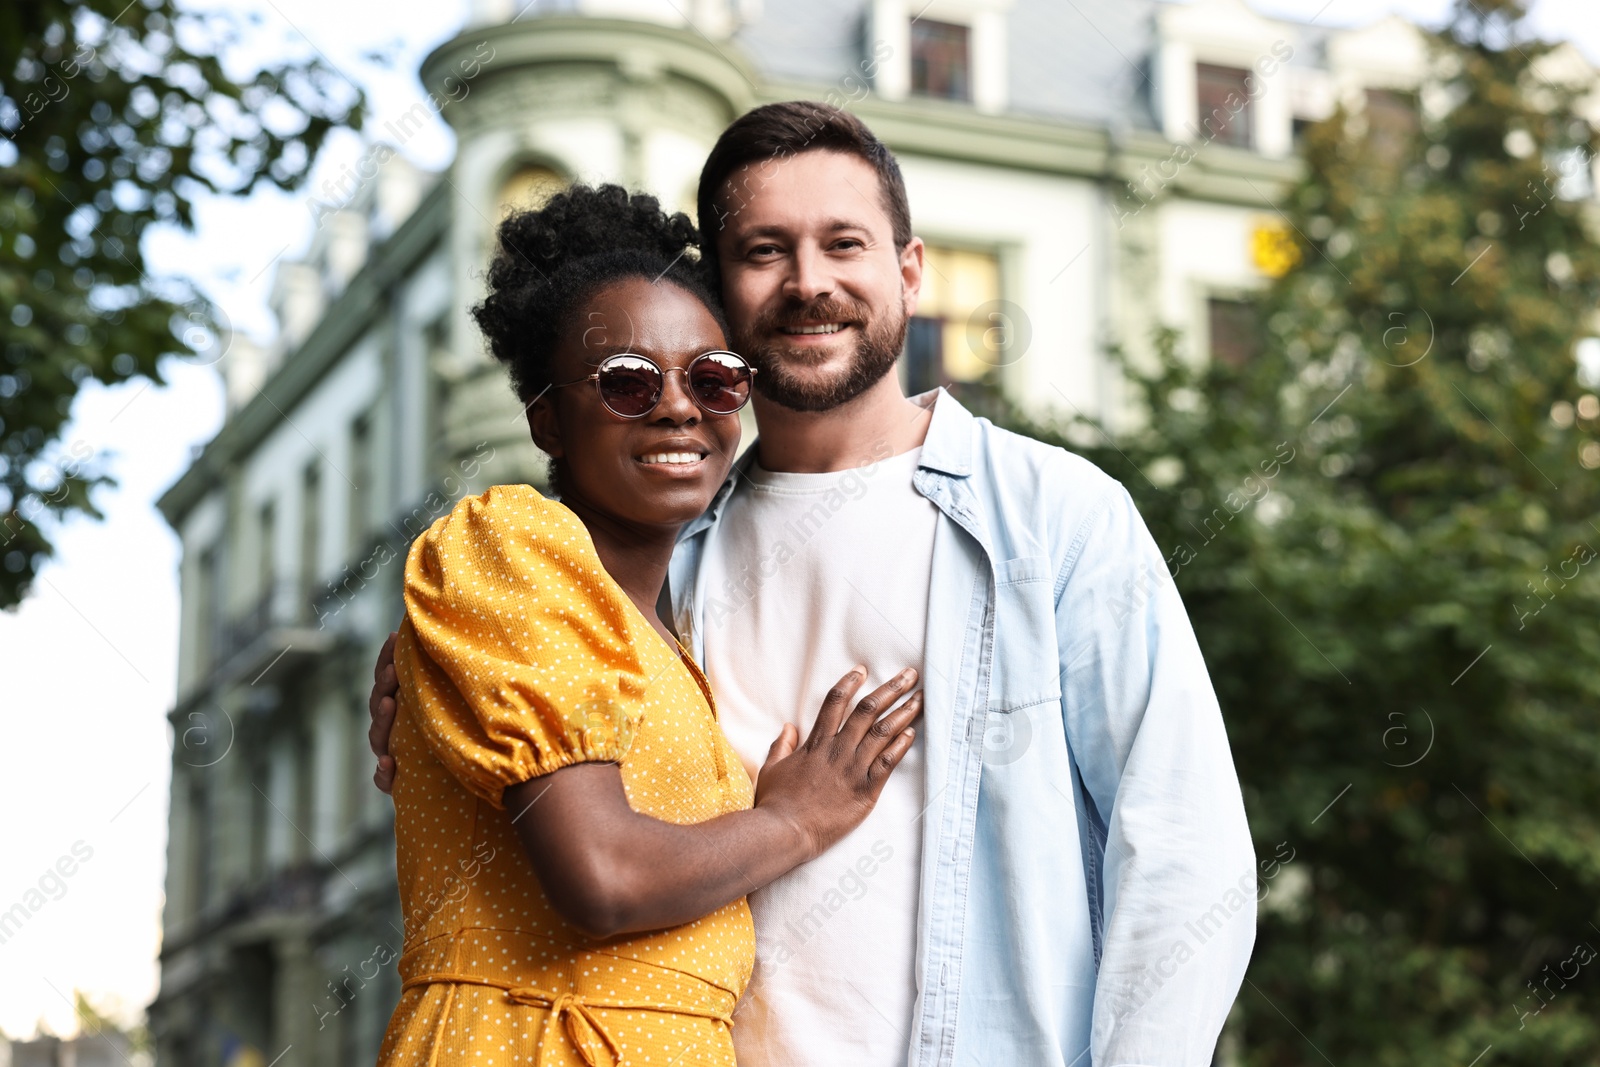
[527,393,564,460]
[899,236,926,319]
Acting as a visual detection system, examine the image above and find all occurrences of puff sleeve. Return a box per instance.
[396,485,649,808]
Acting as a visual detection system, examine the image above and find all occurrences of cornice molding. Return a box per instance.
[761,82,1302,203]
[420,16,760,126]
[157,183,450,526]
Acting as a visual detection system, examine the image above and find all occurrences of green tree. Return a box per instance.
[74,989,149,1054]
[977,0,1600,1060]
[1,0,361,608]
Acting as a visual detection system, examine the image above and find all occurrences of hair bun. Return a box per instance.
[473,182,726,411]
[496,183,700,281]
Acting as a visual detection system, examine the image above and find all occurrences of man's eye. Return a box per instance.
[748,244,782,257]
[833,239,863,251]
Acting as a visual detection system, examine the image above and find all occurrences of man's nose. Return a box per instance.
[782,244,834,305]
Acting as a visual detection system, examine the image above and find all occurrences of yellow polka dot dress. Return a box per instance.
[377,485,755,1067]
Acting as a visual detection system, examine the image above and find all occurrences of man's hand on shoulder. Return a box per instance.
[369,630,399,794]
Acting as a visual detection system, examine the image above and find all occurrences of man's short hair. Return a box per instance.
[696,101,913,286]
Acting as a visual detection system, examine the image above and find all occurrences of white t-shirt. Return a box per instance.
[698,445,937,1067]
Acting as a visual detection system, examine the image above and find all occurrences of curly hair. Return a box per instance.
[472,183,726,404]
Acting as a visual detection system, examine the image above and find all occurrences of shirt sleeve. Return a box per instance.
[397,486,648,809]
[1055,482,1256,1066]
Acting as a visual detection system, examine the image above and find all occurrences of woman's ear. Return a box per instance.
[527,393,564,460]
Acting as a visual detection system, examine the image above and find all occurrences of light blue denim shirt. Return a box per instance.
[669,389,1256,1067]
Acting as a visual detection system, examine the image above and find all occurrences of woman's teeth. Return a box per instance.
[639,452,704,465]
[782,323,844,335]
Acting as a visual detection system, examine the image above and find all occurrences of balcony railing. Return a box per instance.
[216,583,294,666]
[200,581,336,693]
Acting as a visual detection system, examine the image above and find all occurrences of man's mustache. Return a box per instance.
[752,298,871,332]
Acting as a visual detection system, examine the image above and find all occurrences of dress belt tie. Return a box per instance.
[402,972,735,1067]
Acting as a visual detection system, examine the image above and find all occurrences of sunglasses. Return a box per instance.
[552,351,756,420]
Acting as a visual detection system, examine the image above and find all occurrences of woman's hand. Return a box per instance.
[369,630,399,793]
[753,666,922,862]
[503,665,921,939]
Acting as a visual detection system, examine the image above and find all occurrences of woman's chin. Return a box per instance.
[620,477,724,526]
[566,462,728,529]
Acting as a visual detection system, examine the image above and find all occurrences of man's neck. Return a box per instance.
[752,375,934,474]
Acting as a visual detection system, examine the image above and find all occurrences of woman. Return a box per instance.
[376,184,921,1067]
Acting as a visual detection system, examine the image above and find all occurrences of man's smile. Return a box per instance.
[779,322,848,335]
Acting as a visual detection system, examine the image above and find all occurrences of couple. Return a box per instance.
[367,101,1255,1066]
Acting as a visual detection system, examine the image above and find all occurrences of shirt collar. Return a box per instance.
[677,385,976,544]
[676,444,757,543]
[912,387,975,478]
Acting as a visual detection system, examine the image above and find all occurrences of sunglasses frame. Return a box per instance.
[551,350,757,420]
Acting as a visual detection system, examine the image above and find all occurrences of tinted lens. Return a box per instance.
[596,356,663,417]
[689,351,753,415]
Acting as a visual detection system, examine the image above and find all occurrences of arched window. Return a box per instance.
[497,163,566,216]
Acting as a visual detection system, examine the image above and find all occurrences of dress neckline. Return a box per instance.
[533,494,718,721]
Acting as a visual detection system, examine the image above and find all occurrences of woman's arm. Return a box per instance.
[505,667,921,938]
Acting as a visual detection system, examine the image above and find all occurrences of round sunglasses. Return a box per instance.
[552,351,756,420]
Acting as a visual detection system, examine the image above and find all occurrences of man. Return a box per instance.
[369,101,1255,1066]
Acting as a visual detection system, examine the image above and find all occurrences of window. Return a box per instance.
[248,757,269,879]
[293,731,314,863]
[189,777,213,914]
[257,501,277,599]
[498,164,566,216]
[348,413,371,556]
[195,543,221,668]
[904,245,1003,395]
[911,20,971,101]
[425,316,451,475]
[346,700,370,829]
[300,461,321,611]
[904,318,944,397]
[230,944,277,1056]
[1364,88,1419,166]
[1197,64,1253,148]
[1208,298,1262,367]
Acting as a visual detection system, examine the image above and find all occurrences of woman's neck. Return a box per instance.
[557,496,681,639]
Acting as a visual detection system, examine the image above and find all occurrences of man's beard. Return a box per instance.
[734,296,908,413]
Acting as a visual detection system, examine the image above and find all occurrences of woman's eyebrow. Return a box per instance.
[583,344,714,366]
[578,346,633,369]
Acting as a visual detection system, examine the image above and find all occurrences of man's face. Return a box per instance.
[715,150,923,412]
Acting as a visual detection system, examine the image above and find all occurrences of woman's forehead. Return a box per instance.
[568,278,724,361]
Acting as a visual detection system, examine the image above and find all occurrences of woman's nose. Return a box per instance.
[651,367,700,422]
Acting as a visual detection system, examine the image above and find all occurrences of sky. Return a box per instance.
[0,0,473,1038]
[1,0,1596,1042]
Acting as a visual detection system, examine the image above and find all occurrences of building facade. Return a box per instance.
[150,1,1538,1062]
[3,1032,137,1067]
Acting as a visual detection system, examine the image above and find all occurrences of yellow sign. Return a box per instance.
[1251,219,1301,278]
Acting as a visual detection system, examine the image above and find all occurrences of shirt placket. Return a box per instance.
[908,470,997,1067]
